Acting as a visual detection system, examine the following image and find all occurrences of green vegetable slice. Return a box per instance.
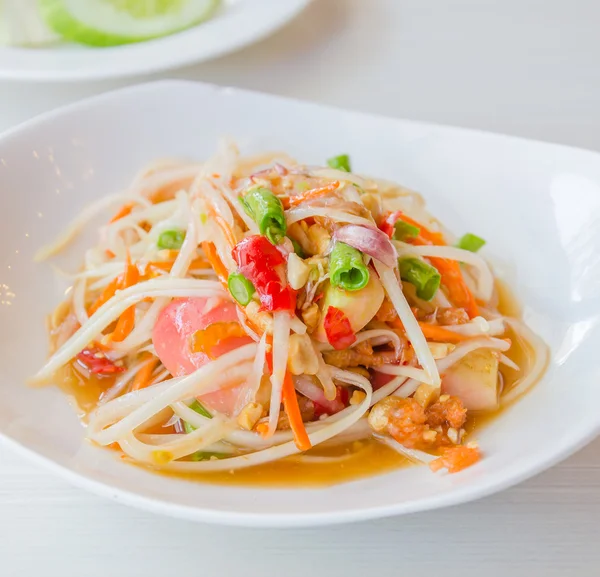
[398,257,441,301]
[290,238,306,258]
[457,233,486,252]
[393,220,420,242]
[183,399,212,434]
[157,229,186,250]
[239,187,286,245]
[327,154,351,172]
[228,272,255,306]
[190,451,227,462]
[329,242,369,291]
[38,0,221,47]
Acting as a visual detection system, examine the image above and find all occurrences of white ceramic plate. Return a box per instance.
[1,80,599,527]
[0,0,309,81]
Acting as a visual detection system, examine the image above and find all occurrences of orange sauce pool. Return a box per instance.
[51,280,540,487]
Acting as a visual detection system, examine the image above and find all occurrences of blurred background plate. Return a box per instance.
[0,0,310,82]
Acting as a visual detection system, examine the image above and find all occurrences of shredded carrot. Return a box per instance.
[122,256,139,288]
[190,322,247,358]
[188,257,211,270]
[88,276,120,315]
[109,202,134,224]
[147,261,173,272]
[399,214,479,318]
[105,249,116,259]
[110,256,140,343]
[430,258,479,318]
[131,355,159,391]
[255,422,269,437]
[111,307,135,342]
[398,214,445,245]
[418,322,469,343]
[288,181,340,207]
[201,241,229,287]
[214,214,238,248]
[282,370,312,451]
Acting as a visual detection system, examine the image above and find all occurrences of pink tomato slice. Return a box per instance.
[152,297,253,414]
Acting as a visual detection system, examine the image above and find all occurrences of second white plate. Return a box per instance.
[0,0,309,81]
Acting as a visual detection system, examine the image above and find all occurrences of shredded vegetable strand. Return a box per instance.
[374,260,440,387]
[267,312,292,436]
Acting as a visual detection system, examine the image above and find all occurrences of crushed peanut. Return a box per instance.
[350,390,367,405]
[447,427,459,444]
[439,394,450,403]
[245,301,273,334]
[414,383,440,409]
[237,402,263,430]
[301,303,320,332]
[287,253,311,290]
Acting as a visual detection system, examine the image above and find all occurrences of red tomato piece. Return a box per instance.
[152,297,254,416]
[152,297,253,377]
[323,306,356,350]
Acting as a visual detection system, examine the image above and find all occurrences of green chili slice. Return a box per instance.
[183,400,212,434]
[329,242,369,291]
[393,220,420,242]
[398,257,441,301]
[228,272,256,306]
[457,233,486,252]
[157,229,186,250]
[239,187,286,244]
[327,154,351,172]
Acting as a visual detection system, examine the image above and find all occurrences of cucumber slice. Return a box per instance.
[0,0,59,46]
[39,0,221,47]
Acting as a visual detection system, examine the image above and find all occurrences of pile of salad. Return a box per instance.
[33,141,547,479]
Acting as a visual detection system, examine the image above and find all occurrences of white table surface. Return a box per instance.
[2,1,600,575]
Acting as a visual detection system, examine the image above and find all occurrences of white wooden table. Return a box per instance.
[2,1,599,575]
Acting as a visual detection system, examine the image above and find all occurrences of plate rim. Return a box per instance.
[0,0,310,82]
[2,79,600,527]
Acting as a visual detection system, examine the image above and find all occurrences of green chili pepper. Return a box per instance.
[327,154,351,172]
[239,187,286,244]
[190,451,228,462]
[398,257,441,301]
[183,400,212,434]
[329,242,369,291]
[290,238,306,258]
[393,220,420,242]
[228,272,256,306]
[157,229,186,250]
[457,233,486,252]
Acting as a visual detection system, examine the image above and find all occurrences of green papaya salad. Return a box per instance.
[34,141,548,481]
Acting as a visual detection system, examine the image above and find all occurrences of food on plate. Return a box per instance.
[1,0,220,47]
[33,141,548,484]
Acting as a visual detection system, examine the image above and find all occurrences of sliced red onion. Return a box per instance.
[293,374,343,413]
[273,163,288,175]
[333,224,398,268]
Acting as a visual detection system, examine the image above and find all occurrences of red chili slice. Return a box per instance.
[76,348,125,375]
[323,306,356,350]
[232,235,296,312]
